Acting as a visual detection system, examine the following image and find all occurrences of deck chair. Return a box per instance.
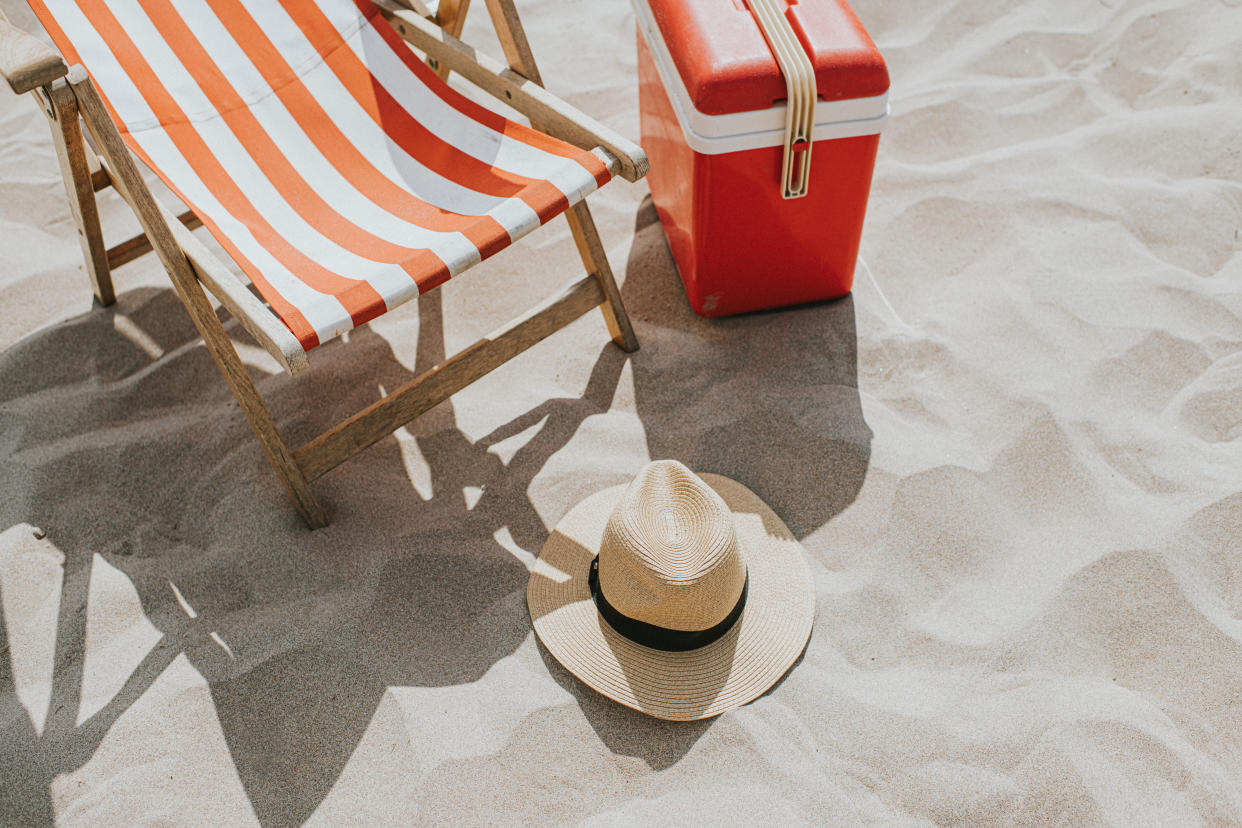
[0,0,646,528]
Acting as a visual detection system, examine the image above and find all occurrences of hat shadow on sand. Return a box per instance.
[529,196,871,755]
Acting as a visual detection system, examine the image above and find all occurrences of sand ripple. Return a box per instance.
[1,0,1241,823]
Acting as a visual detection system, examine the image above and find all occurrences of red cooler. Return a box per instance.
[634,0,889,316]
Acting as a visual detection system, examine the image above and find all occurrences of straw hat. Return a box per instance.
[528,460,814,720]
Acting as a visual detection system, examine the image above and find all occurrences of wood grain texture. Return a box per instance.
[372,0,648,182]
[44,78,114,306]
[431,0,470,80]
[0,9,66,95]
[294,275,605,482]
[77,129,111,191]
[72,71,326,528]
[482,0,540,83]
[91,166,112,192]
[106,209,201,270]
[564,201,638,352]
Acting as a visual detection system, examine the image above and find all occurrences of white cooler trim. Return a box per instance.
[633,0,889,155]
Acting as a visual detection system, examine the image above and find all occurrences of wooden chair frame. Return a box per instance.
[0,0,646,528]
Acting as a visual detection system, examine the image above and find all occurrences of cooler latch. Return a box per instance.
[747,0,817,199]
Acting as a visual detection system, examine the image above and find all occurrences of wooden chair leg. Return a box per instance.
[482,0,542,82]
[431,0,471,80]
[43,78,114,306]
[475,0,638,353]
[184,286,330,529]
[69,69,328,528]
[564,201,638,353]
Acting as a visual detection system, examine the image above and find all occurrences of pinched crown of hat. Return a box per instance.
[597,461,747,634]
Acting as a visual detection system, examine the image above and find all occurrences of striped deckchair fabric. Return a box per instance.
[28,0,612,350]
[6,0,642,526]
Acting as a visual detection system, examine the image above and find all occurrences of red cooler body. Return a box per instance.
[634,0,889,316]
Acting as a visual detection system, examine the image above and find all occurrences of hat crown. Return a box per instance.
[598,461,747,632]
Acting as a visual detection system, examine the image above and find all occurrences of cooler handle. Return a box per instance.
[747,0,817,199]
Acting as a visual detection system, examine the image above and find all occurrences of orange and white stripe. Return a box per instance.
[29,0,611,349]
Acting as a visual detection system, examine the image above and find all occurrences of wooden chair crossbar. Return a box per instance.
[0,0,645,528]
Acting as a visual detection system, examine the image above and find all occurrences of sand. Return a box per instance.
[2,0,1241,823]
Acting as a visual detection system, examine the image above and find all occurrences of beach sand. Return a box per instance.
[2,0,1241,823]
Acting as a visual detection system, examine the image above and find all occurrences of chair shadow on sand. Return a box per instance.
[0,282,622,825]
[0,196,870,825]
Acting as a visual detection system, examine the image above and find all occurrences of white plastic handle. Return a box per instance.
[747,0,817,199]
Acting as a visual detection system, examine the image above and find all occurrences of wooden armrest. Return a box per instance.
[373,0,649,183]
[0,9,67,95]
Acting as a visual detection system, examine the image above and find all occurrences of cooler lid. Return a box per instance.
[646,0,889,117]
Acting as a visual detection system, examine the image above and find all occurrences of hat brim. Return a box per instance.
[528,473,814,721]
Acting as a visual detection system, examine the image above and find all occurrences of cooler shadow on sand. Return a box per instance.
[0,286,626,826]
[532,196,872,760]
[622,196,872,539]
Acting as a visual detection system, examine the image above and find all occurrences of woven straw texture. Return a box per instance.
[528,466,815,721]
[597,461,747,632]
